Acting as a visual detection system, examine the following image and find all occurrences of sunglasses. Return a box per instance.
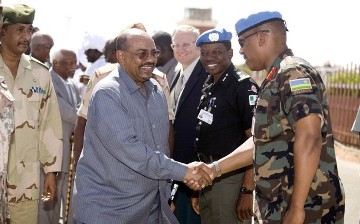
[124,49,161,60]
[238,30,270,48]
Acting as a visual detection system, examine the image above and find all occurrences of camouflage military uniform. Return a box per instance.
[0,77,14,223]
[0,55,63,204]
[253,49,345,223]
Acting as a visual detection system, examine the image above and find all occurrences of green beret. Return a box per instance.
[3,4,35,25]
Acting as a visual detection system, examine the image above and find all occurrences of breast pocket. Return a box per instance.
[26,93,41,123]
[255,95,289,141]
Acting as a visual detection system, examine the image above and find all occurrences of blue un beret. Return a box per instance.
[195,28,232,47]
[235,11,284,36]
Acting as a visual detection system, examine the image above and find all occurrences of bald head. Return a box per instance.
[51,49,77,80]
[30,32,54,63]
[115,28,151,52]
[31,32,53,48]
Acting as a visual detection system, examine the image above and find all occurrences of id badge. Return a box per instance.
[197,109,213,125]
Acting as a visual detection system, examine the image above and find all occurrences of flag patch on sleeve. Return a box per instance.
[289,78,313,94]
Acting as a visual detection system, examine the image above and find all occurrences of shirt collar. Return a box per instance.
[118,67,157,94]
[207,63,235,87]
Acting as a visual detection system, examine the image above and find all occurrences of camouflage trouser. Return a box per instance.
[9,200,38,224]
[253,192,345,224]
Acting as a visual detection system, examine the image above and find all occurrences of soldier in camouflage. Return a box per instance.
[193,11,345,224]
[0,4,63,224]
[0,2,13,223]
[0,77,14,223]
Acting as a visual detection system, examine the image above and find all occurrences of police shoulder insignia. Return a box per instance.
[289,78,313,94]
[235,71,250,82]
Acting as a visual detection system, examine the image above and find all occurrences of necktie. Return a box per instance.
[173,73,184,107]
[173,73,186,114]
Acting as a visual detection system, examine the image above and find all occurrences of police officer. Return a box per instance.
[0,4,63,224]
[192,28,259,224]
[200,11,345,224]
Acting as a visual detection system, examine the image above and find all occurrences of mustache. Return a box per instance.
[140,62,156,67]
[19,41,30,46]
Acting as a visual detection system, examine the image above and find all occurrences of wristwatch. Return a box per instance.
[211,161,222,177]
[240,187,253,194]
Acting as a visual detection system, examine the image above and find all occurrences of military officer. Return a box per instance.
[192,28,259,224]
[196,11,345,224]
[0,4,63,224]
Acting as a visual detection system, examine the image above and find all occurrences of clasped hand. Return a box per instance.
[183,162,217,190]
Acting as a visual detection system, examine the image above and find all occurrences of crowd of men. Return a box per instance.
[0,2,346,224]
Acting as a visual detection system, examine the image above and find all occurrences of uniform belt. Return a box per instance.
[197,153,223,163]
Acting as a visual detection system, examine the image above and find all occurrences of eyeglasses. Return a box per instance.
[238,30,270,48]
[170,42,195,50]
[123,49,161,60]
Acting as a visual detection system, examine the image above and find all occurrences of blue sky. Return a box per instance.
[3,0,359,67]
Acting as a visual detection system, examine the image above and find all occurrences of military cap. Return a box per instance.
[235,11,284,36]
[3,4,35,25]
[195,28,232,47]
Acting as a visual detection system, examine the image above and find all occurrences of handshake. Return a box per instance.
[182,161,221,191]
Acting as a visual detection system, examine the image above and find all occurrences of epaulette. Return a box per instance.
[152,68,165,79]
[235,71,250,82]
[95,63,117,76]
[29,56,50,70]
[279,56,314,74]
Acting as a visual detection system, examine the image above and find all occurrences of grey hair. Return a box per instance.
[171,25,200,42]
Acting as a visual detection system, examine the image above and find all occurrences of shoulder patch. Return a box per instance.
[289,78,313,94]
[235,71,250,82]
[30,56,49,70]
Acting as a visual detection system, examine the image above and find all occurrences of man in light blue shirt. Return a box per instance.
[72,28,210,224]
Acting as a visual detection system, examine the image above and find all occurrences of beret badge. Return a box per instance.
[209,33,220,42]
